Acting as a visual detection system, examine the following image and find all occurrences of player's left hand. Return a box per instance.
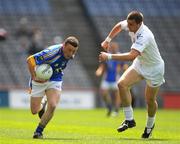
[99,52,108,62]
[34,77,48,83]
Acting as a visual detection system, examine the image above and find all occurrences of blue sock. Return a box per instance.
[35,123,45,134]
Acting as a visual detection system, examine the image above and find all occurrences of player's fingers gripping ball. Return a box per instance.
[35,64,53,80]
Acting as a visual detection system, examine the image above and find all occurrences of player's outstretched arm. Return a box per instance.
[99,49,140,62]
[101,22,122,51]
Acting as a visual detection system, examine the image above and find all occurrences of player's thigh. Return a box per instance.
[100,88,109,96]
[45,88,61,108]
[30,96,43,113]
[145,85,159,103]
[118,66,143,87]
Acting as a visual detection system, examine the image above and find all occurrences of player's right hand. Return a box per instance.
[99,52,108,62]
[101,40,109,51]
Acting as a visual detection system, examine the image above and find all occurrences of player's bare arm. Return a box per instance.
[27,55,36,80]
[99,49,140,62]
[95,63,105,77]
[101,22,122,50]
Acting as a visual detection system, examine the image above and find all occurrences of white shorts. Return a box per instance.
[29,80,62,97]
[101,80,118,90]
[131,59,165,87]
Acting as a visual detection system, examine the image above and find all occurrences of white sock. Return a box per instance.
[146,116,155,128]
[123,106,133,120]
[40,96,47,110]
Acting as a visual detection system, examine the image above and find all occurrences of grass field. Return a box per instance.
[0,108,180,144]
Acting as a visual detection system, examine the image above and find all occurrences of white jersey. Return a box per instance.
[119,20,165,87]
[120,20,164,66]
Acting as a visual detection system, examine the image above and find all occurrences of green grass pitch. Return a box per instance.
[0,108,180,144]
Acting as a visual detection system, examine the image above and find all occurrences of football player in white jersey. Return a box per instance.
[100,11,165,138]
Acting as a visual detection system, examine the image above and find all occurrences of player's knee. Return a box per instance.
[118,80,128,89]
[31,108,39,115]
[47,102,57,112]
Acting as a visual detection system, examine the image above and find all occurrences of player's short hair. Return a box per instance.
[64,36,79,48]
[127,11,143,24]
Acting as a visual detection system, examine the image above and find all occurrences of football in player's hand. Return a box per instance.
[35,64,53,80]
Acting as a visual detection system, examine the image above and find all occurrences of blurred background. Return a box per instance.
[0,0,180,109]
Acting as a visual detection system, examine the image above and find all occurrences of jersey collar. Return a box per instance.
[135,22,144,36]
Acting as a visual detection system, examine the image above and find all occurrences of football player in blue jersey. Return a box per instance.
[96,42,128,117]
[27,36,79,139]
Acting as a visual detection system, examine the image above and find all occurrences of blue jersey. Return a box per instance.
[33,44,69,81]
[105,60,125,82]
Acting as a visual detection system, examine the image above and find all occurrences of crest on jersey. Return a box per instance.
[37,56,44,61]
